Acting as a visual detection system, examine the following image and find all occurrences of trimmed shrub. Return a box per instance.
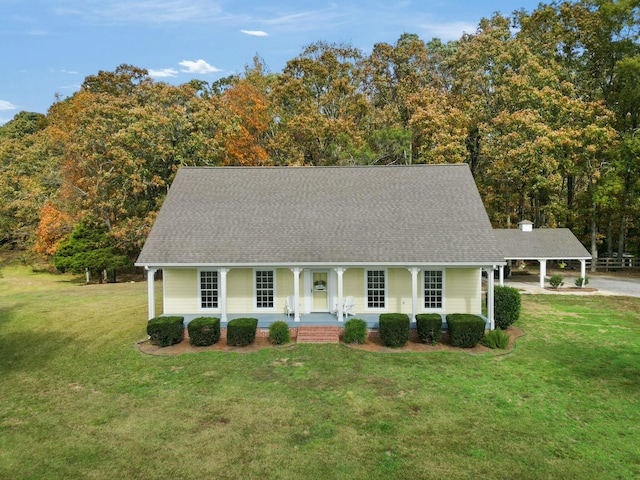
[227,318,258,346]
[494,286,521,330]
[147,316,184,347]
[549,274,564,289]
[268,321,290,345]
[446,314,486,348]
[415,314,442,345]
[187,317,220,346]
[481,328,510,349]
[343,318,367,344]
[575,276,589,287]
[379,313,410,348]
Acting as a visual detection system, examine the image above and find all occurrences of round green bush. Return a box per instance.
[549,274,564,289]
[415,313,442,345]
[147,316,184,347]
[226,317,258,346]
[379,313,410,348]
[494,286,521,330]
[481,328,510,349]
[268,321,290,345]
[187,317,220,346]
[343,318,367,344]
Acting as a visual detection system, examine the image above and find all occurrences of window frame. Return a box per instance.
[423,269,445,311]
[198,269,220,312]
[365,268,387,311]
[254,269,276,311]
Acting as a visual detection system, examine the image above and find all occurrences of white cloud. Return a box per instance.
[179,59,221,75]
[57,1,232,24]
[149,68,179,78]
[241,29,268,37]
[0,100,18,111]
[421,21,477,40]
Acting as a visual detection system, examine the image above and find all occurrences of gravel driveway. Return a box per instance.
[503,271,640,298]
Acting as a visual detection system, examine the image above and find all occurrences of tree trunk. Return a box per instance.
[606,218,613,258]
[617,170,631,258]
[590,200,598,273]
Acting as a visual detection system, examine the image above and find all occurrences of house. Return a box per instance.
[135,165,506,329]
[494,221,591,287]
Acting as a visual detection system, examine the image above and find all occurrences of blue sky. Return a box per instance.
[1,0,542,124]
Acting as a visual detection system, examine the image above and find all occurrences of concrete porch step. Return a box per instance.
[296,326,341,344]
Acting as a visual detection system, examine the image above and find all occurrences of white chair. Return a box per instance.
[343,296,355,317]
[285,296,296,316]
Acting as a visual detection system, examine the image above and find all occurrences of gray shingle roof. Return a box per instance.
[494,228,590,259]
[136,165,505,266]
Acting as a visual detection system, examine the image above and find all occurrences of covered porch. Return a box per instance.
[145,265,497,330]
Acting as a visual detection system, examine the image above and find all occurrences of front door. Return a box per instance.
[311,270,329,312]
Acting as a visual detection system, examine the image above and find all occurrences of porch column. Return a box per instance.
[487,266,495,330]
[335,267,345,322]
[539,260,547,288]
[499,265,504,286]
[580,260,586,287]
[408,267,420,323]
[146,267,157,320]
[291,268,301,322]
[219,268,229,323]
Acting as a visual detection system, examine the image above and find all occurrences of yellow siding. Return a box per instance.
[343,268,364,312]
[389,268,413,314]
[226,268,253,312]
[163,269,198,314]
[444,268,481,314]
[161,266,481,316]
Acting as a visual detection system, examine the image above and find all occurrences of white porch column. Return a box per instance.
[291,268,301,322]
[539,259,547,288]
[499,265,504,286]
[335,268,345,322]
[408,267,420,323]
[219,268,229,323]
[580,260,586,286]
[487,267,495,330]
[146,267,157,320]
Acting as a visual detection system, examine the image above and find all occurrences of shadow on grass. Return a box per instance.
[0,328,73,373]
[543,340,640,394]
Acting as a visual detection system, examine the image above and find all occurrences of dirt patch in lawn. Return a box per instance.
[137,327,525,356]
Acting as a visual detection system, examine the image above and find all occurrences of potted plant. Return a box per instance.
[314,280,327,291]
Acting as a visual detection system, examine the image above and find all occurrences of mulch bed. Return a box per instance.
[137,327,525,356]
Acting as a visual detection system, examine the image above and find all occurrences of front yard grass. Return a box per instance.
[0,264,638,479]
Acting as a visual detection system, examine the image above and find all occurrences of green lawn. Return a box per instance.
[1,264,639,479]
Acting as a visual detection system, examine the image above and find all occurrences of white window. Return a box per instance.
[366,269,386,309]
[255,270,275,309]
[424,270,443,309]
[199,270,219,309]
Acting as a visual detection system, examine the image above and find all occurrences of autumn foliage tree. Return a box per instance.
[0,0,637,269]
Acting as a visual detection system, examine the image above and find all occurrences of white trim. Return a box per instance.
[254,268,276,312]
[197,268,221,313]
[136,261,507,268]
[408,267,420,323]
[219,268,229,323]
[421,268,445,313]
[365,268,388,312]
[487,266,495,329]
[290,267,301,322]
[146,267,157,320]
[310,269,332,312]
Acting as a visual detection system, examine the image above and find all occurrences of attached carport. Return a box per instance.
[494,221,591,288]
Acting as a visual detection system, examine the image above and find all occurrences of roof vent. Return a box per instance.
[518,220,534,232]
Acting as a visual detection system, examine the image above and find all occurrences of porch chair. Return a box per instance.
[343,296,356,318]
[285,296,296,316]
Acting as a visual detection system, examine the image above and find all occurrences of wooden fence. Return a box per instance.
[588,257,640,270]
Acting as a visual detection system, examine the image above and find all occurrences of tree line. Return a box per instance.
[0,0,638,275]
